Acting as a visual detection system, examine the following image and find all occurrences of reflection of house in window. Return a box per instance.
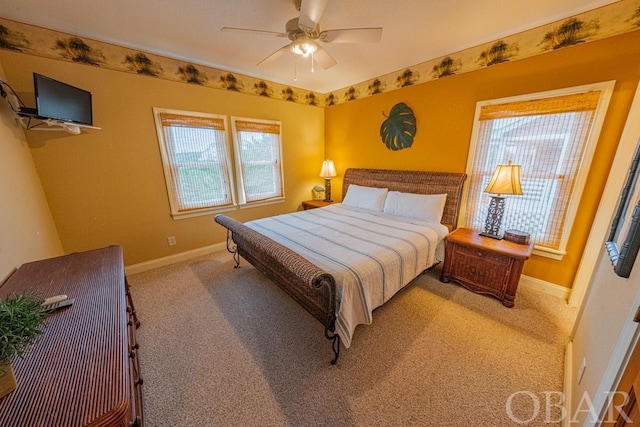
[476,113,589,244]
[231,118,284,205]
[463,81,615,257]
[167,126,230,208]
[237,132,279,197]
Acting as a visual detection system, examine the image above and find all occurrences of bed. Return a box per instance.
[215,168,466,363]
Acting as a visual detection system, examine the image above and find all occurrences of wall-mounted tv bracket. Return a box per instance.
[0,79,100,135]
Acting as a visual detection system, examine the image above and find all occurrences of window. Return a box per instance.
[231,117,284,206]
[153,108,235,219]
[463,82,614,258]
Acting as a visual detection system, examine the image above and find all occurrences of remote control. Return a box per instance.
[42,298,75,312]
[42,295,68,306]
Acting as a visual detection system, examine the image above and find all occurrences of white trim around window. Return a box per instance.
[230,116,285,208]
[153,107,237,219]
[461,81,615,259]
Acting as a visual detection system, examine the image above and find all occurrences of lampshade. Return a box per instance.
[484,161,523,196]
[319,160,337,178]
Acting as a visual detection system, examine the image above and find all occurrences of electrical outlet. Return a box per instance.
[167,236,176,246]
[577,357,587,384]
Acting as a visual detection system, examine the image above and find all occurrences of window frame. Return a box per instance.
[230,116,285,208]
[153,107,237,219]
[461,81,615,259]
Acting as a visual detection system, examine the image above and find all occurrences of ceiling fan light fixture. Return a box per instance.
[290,36,317,57]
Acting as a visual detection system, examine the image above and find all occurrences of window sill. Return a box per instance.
[532,246,566,260]
[171,204,237,220]
[238,197,285,209]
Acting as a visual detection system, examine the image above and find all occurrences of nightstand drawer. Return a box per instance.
[455,244,511,265]
[451,250,511,292]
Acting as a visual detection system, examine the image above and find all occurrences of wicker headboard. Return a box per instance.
[342,168,467,230]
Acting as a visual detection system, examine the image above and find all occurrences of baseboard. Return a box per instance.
[124,242,227,275]
[519,274,571,301]
[563,341,573,427]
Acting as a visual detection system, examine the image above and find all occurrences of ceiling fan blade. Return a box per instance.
[320,27,383,43]
[313,45,337,69]
[221,27,288,38]
[298,0,328,31]
[257,45,291,66]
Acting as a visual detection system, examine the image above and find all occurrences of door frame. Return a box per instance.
[569,83,640,310]
[567,83,640,426]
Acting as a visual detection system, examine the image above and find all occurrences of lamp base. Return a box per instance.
[323,178,333,202]
[482,196,506,239]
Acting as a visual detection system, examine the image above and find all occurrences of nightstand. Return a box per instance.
[440,228,534,307]
[302,200,333,210]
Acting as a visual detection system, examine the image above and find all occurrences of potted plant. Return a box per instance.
[0,294,47,399]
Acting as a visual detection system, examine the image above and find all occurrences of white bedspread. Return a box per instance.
[245,204,448,348]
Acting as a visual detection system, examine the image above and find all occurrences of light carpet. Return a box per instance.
[127,250,576,426]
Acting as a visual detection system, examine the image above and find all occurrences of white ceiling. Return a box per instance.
[0,0,618,93]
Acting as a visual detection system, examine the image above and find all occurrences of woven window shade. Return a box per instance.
[235,120,280,134]
[234,120,283,203]
[478,91,601,121]
[160,113,225,130]
[464,90,602,249]
[160,115,232,212]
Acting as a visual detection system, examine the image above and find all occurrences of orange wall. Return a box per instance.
[325,30,640,289]
[0,52,324,267]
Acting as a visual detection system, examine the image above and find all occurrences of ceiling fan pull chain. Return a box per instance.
[294,56,298,81]
[311,51,315,73]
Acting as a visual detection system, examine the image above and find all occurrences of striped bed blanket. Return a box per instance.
[246,204,448,348]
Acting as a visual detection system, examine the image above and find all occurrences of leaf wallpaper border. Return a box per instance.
[0,0,639,108]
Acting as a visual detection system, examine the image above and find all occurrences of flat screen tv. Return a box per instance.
[34,73,93,126]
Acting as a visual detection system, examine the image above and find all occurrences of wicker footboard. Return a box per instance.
[214,214,340,362]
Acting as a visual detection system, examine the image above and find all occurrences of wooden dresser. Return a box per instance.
[0,246,143,426]
[440,228,533,307]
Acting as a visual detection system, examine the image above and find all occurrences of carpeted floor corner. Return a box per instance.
[127,250,576,426]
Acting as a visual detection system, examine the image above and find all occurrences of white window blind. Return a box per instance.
[231,118,284,204]
[463,83,614,256]
[153,109,235,218]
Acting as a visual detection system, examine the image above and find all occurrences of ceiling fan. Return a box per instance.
[221,0,383,70]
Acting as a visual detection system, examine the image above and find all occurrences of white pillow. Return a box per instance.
[342,184,389,212]
[383,191,447,223]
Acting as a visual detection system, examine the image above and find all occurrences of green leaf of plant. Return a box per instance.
[380,102,417,151]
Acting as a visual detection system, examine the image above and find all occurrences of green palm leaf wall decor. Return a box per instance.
[380,102,417,151]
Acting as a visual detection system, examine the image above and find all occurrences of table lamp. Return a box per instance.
[480,161,522,239]
[319,160,337,202]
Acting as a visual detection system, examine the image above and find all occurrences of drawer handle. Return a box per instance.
[135,376,144,386]
[476,251,483,257]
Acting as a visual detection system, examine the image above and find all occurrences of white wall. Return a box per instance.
[570,252,640,425]
[0,61,63,281]
[569,83,640,426]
